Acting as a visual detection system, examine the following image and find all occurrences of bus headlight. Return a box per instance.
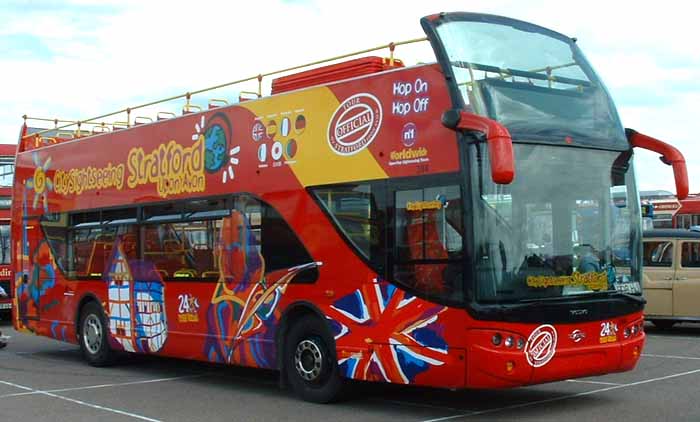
[492,333,502,346]
[504,336,514,348]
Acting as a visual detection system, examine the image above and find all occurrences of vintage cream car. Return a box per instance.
[643,229,700,329]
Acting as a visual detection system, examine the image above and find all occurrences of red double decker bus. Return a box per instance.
[0,144,15,319]
[12,13,689,402]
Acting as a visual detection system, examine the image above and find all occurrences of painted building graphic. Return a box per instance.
[105,239,167,353]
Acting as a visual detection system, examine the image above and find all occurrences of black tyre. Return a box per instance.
[651,319,676,330]
[78,302,115,366]
[284,315,342,403]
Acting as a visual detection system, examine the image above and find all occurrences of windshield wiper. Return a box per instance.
[518,296,574,304]
[519,290,644,304]
[577,290,646,304]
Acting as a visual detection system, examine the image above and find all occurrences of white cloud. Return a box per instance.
[1,0,698,193]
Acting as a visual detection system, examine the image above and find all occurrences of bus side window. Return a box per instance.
[40,212,70,274]
[142,223,194,279]
[69,212,102,278]
[310,183,386,275]
[234,194,318,282]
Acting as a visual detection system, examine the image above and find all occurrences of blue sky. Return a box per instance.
[1,0,698,193]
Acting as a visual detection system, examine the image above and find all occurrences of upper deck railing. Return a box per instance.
[20,37,429,151]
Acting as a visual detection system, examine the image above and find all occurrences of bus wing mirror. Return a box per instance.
[442,110,515,184]
[625,128,689,199]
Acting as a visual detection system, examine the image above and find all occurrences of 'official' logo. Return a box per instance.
[525,324,557,367]
[327,93,382,156]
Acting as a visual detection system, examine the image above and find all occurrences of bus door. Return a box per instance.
[387,176,467,388]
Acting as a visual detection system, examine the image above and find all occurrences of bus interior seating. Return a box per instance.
[157,112,176,121]
[120,233,137,257]
[208,99,229,109]
[163,239,183,254]
[182,104,202,115]
[133,116,153,126]
[406,208,448,294]
[189,248,214,274]
[85,238,114,277]
[174,268,197,278]
[143,228,191,277]
[112,122,129,131]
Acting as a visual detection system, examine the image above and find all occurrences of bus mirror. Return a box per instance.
[442,110,515,184]
[625,128,689,200]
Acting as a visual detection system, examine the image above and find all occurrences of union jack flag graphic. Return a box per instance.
[326,282,447,384]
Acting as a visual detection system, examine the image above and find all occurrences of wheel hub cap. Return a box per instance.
[83,314,102,354]
[294,339,323,382]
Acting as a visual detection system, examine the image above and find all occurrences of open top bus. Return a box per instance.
[11,12,688,402]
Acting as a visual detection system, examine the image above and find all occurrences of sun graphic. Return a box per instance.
[191,115,240,184]
[26,153,53,212]
[222,146,240,184]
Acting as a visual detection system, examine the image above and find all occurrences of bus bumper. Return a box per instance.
[465,324,645,388]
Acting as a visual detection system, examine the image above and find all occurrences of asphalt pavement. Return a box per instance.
[2,318,700,421]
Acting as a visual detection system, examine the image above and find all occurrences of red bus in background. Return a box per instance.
[675,195,700,228]
[0,144,15,319]
[651,199,681,229]
[11,13,690,403]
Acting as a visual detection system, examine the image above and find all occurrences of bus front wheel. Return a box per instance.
[78,302,115,366]
[284,315,342,403]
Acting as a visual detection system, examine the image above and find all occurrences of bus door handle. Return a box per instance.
[676,277,688,280]
[664,276,673,280]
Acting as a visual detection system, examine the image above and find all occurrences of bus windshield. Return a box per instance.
[435,15,627,148]
[474,143,642,303]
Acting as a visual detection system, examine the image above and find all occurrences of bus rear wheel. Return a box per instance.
[78,302,115,366]
[284,315,342,403]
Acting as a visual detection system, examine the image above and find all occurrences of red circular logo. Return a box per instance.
[327,93,382,156]
[525,324,557,367]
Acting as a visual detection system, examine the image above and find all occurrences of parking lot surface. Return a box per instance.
[2,319,700,421]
